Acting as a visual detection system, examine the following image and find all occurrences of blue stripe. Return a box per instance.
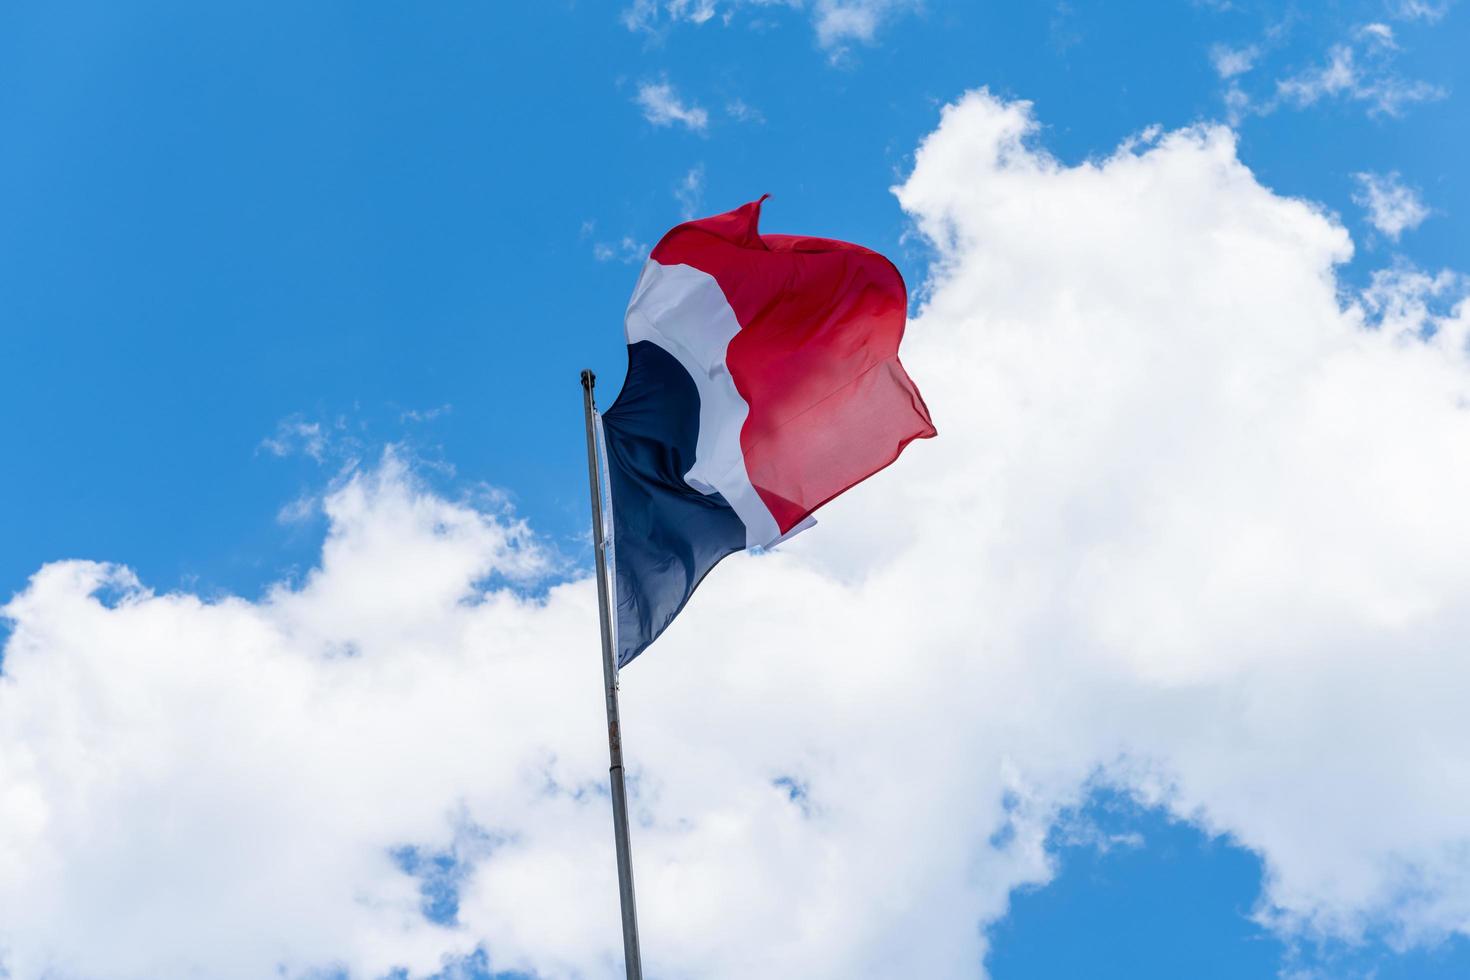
[601,340,748,666]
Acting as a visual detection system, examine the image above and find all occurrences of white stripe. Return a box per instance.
[624,260,783,549]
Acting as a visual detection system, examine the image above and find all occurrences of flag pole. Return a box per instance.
[580,369,644,980]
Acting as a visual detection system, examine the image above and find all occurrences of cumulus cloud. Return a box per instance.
[897,92,1470,950]
[1354,171,1432,240]
[633,80,709,132]
[6,90,1470,980]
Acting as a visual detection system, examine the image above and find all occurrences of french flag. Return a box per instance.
[599,198,936,665]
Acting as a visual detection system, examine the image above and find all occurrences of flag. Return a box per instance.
[599,197,935,666]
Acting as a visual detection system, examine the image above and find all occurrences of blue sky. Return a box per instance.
[2,2,1469,978]
[5,0,1465,603]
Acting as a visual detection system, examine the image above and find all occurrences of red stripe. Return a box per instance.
[650,198,936,535]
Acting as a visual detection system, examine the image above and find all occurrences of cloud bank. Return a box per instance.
[4,90,1470,979]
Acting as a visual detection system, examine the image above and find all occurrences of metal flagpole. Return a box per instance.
[580,369,644,980]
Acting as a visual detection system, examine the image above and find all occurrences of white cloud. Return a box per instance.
[1362,263,1466,334]
[1388,0,1453,21]
[1211,42,1260,122]
[259,417,328,462]
[1359,21,1398,47]
[810,0,918,51]
[1354,171,1431,240]
[1274,41,1445,117]
[633,80,709,132]
[1276,43,1360,103]
[725,97,764,123]
[1222,82,1252,125]
[1220,17,1446,122]
[593,236,648,264]
[670,0,720,24]
[674,163,706,219]
[897,93,1470,947]
[1210,43,1259,79]
[6,91,1470,980]
[275,492,319,525]
[400,404,452,424]
[620,0,920,54]
[622,0,720,32]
